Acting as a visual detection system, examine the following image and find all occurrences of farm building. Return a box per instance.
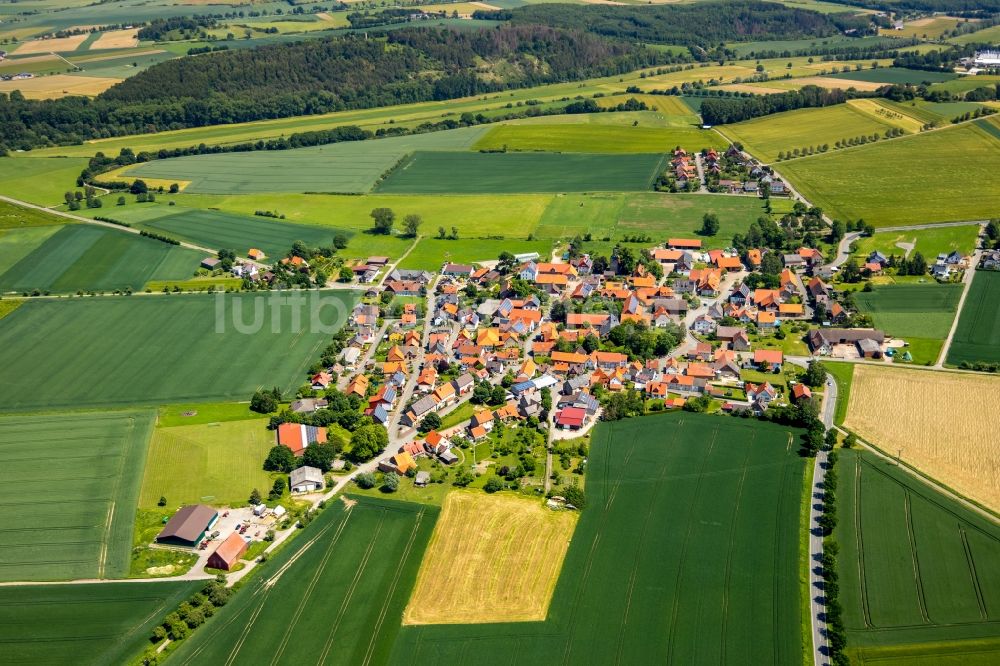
[807,329,885,358]
[415,471,431,487]
[155,504,218,547]
[207,532,248,571]
[290,466,324,493]
[276,422,327,456]
[555,406,587,430]
[200,257,220,270]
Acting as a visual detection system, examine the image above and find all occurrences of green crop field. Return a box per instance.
[376,151,667,193]
[472,123,722,153]
[779,122,1000,226]
[723,104,895,162]
[139,417,281,509]
[0,157,91,206]
[0,224,201,294]
[170,497,437,666]
[126,205,349,259]
[837,449,1000,664]
[123,127,490,194]
[392,412,806,664]
[927,75,1000,96]
[949,23,1000,45]
[0,411,154,581]
[854,284,963,339]
[0,580,200,664]
[0,293,350,412]
[947,270,1000,366]
[826,67,958,85]
[851,224,981,262]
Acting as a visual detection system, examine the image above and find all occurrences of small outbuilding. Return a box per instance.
[414,471,431,487]
[155,505,218,547]
[290,466,324,493]
[207,532,248,571]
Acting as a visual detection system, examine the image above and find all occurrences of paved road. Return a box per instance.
[820,372,837,429]
[809,449,831,666]
[935,248,982,368]
[826,231,862,270]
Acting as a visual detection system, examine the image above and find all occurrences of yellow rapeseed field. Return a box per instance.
[403,491,577,625]
[846,365,1000,511]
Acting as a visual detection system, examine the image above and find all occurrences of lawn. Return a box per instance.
[128,205,350,259]
[853,283,963,341]
[851,224,981,262]
[0,580,200,664]
[779,121,1000,226]
[391,412,807,664]
[836,449,1000,664]
[947,270,1000,366]
[169,497,438,666]
[123,126,490,194]
[0,224,201,294]
[824,361,854,425]
[0,410,155,581]
[0,293,350,412]
[472,123,722,154]
[534,191,768,241]
[139,417,280,509]
[375,151,667,194]
[724,104,895,163]
[0,156,91,206]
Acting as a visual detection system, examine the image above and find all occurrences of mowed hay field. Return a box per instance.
[837,449,1000,664]
[139,418,279,508]
[0,293,349,412]
[392,413,807,665]
[404,491,577,625]
[724,104,896,162]
[376,151,667,194]
[779,121,1000,226]
[0,224,202,294]
[0,411,155,581]
[124,126,490,194]
[845,365,1000,511]
[170,497,437,666]
[472,123,723,154]
[947,270,1000,366]
[0,74,122,99]
[0,581,200,664]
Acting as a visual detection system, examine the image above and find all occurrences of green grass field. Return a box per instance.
[837,449,1000,663]
[124,126,490,194]
[779,122,1000,226]
[0,200,70,229]
[0,293,350,412]
[375,151,667,193]
[0,224,201,294]
[139,417,280,508]
[0,156,91,206]
[826,67,957,85]
[392,412,806,664]
[169,497,438,666]
[724,104,895,162]
[472,123,722,153]
[949,23,1000,45]
[947,270,1000,366]
[851,224,981,262]
[825,361,854,426]
[854,283,963,339]
[0,580,200,664]
[0,411,155,581]
[398,237,553,271]
[126,205,348,259]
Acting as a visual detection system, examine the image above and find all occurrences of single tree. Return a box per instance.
[263,445,295,473]
[381,472,400,493]
[484,476,504,493]
[249,488,262,505]
[250,390,277,413]
[420,412,442,432]
[268,478,286,501]
[158,495,167,507]
[370,207,395,234]
[355,472,376,489]
[700,212,720,236]
[403,213,422,237]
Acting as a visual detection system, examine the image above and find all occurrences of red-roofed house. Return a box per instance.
[554,406,587,430]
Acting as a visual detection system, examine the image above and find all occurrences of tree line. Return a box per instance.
[700,85,851,125]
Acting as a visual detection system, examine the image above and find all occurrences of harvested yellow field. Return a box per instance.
[845,365,1000,511]
[0,74,121,99]
[718,83,789,94]
[91,28,139,50]
[847,98,925,133]
[14,34,88,54]
[403,491,577,625]
[784,76,885,92]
